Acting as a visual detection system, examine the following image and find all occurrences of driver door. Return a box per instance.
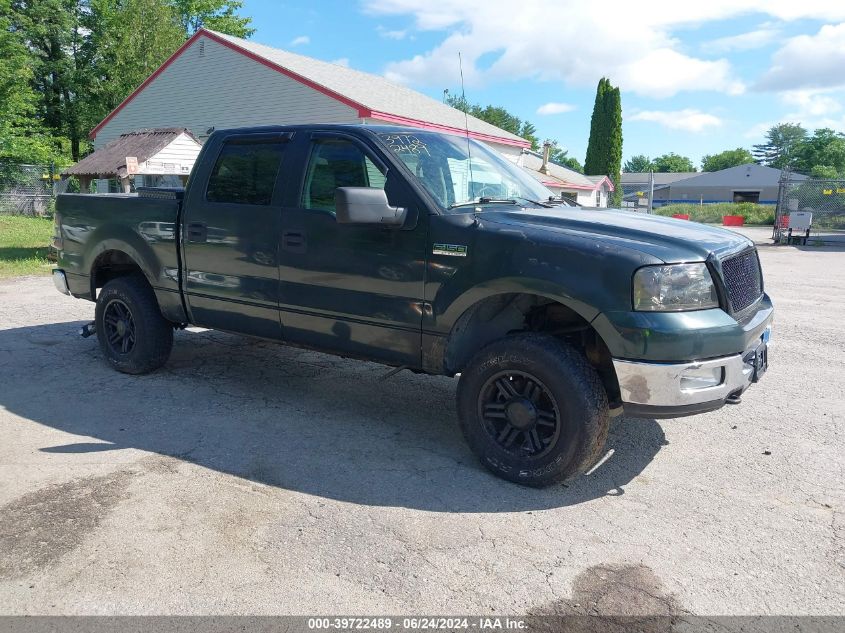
[278,133,428,366]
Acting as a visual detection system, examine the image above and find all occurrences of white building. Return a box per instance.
[63,128,202,193]
[90,29,530,160]
[519,148,614,207]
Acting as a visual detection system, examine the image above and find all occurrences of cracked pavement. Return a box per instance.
[0,227,843,615]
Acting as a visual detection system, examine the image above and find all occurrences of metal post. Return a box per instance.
[647,170,654,214]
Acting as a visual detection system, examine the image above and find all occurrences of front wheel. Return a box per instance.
[457,333,609,487]
[95,276,173,374]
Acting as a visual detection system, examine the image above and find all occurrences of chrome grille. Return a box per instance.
[721,250,763,312]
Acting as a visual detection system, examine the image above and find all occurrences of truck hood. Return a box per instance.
[480,207,754,263]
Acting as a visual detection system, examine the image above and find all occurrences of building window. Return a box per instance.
[206,141,286,205]
[595,190,601,206]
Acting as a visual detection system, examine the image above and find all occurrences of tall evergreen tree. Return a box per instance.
[605,83,623,205]
[583,78,608,176]
[584,77,623,205]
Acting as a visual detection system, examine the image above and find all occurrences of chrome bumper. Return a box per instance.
[52,269,70,295]
[613,350,760,418]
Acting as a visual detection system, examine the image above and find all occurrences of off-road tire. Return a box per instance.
[457,333,609,487]
[95,275,173,374]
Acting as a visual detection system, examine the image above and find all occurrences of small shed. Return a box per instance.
[62,128,202,193]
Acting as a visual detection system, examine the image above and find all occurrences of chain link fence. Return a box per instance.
[774,175,845,243]
[0,163,69,216]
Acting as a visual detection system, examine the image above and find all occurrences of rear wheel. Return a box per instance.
[95,276,173,374]
[457,333,609,487]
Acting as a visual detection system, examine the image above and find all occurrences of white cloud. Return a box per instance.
[289,35,310,47]
[779,88,845,129]
[705,26,781,53]
[536,102,576,115]
[629,109,724,132]
[364,0,845,97]
[757,22,845,91]
[743,121,774,140]
[377,26,408,39]
[330,57,350,67]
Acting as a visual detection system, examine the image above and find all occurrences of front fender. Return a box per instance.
[432,277,600,334]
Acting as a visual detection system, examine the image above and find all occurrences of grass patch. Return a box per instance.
[654,203,775,225]
[0,214,55,278]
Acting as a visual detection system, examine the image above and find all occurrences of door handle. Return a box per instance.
[187,222,207,242]
[282,230,306,253]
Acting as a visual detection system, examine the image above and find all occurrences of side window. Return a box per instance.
[206,141,286,205]
[302,139,386,213]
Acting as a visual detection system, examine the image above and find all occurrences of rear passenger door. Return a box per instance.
[182,132,290,339]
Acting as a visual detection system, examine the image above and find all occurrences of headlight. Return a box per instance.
[633,263,719,311]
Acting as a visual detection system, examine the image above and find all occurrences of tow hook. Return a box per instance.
[79,321,96,338]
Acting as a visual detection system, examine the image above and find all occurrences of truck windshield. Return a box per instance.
[376,131,554,211]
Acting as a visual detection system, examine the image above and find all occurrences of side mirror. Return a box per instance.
[335,187,407,226]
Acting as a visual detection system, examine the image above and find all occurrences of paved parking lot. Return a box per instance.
[0,231,843,616]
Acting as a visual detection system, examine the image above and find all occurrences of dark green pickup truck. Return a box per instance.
[53,124,773,486]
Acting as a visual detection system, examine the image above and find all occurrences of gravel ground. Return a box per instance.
[0,229,842,616]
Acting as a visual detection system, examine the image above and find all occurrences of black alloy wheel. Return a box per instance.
[477,370,561,459]
[103,299,136,355]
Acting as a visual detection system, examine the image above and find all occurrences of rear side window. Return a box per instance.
[302,139,386,214]
[206,142,286,205]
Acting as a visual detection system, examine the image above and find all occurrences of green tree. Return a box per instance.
[445,94,539,150]
[6,0,98,161]
[549,147,583,173]
[623,155,653,172]
[170,0,254,37]
[651,152,695,173]
[0,3,67,167]
[752,123,807,169]
[792,128,845,176]
[701,147,754,172]
[583,77,623,204]
[86,0,185,118]
[810,165,839,179]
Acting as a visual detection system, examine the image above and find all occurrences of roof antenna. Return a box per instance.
[458,52,475,202]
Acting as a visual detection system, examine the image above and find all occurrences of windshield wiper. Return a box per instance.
[448,197,520,210]
[511,196,555,208]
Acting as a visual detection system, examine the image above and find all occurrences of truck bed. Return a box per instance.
[55,189,185,320]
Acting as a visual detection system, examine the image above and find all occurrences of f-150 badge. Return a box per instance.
[433,243,467,257]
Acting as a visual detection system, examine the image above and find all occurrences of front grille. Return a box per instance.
[721,250,763,312]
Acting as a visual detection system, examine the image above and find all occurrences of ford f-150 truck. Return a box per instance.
[52,124,773,486]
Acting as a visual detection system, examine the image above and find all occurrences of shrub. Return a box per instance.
[654,203,774,225]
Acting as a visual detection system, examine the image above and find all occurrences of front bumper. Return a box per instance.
[614,330,769,419]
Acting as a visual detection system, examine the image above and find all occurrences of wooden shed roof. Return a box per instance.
[63,128,199,178]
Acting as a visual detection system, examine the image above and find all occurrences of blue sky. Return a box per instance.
[243,1,845,169]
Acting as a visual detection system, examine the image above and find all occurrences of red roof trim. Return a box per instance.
[91,30,527,149]
[90,32,204,139]
[590,175,615,192]
[541,180,597,191]
[199,30,369,115]
[368,110,531,148]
